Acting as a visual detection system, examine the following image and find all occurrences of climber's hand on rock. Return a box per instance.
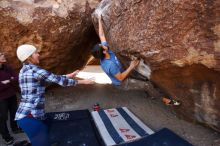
[130,60,140,69]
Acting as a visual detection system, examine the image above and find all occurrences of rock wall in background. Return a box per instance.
[93,0,220,131]
[0,0,99,73]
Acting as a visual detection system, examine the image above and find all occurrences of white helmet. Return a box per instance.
[17,44,37,62]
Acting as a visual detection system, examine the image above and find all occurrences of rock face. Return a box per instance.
[0,0,99,73]
[93,0,220,131]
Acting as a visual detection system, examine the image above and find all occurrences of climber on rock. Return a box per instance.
[91,15,180,106]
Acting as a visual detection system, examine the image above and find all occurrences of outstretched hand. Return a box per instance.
[130,59,140,69]
[1,80,10,84]
[96,9,102,19]
[66,70,80,79]
[78,78,95,85]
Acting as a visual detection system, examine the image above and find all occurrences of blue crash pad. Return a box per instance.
[45,110,103,146]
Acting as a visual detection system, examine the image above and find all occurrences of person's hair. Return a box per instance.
[91,43,105,60]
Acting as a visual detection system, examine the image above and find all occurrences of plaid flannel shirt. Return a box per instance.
[15,63,77,120]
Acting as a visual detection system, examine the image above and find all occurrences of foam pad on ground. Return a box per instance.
[46,110,102,146]
[91,107,154,146]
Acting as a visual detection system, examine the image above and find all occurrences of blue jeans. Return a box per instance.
[17,117,50,146]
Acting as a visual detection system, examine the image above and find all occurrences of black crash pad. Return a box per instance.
[45,110,102,146]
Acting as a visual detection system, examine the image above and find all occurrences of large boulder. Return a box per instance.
[0,0,99,73]
[93,0,220,131]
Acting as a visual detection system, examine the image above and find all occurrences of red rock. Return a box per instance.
[0,0,99,73]
[93,0,220,131]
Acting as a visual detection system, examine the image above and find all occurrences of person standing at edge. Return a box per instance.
[15,44,95,146]
[91,15,180,106]
[0,52,23,145]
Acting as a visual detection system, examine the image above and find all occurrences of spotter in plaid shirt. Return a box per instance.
[15,63,77,120]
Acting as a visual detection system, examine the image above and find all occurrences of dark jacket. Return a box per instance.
[0,64,18,100]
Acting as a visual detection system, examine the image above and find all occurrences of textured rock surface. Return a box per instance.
[93,0,220,131]
[0,0,99,73]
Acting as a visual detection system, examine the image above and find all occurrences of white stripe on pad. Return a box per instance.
[122,107,154,135]
[91,107,154,146]
[91,111,116,146]
[104,108,141,141]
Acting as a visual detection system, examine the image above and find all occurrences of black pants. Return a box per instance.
[0,95,18,139]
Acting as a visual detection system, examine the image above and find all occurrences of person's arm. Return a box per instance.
[33,67,94,86]
[33,67,77,86]
[98,16,110,53]
[66,70,80,78]
[114,60,140,81]
[7,65,18,83]
[66,70,95,84]
[0,80,10,91]
[98,16,107,43]
[0,65,16,90]
[77,79,95,85]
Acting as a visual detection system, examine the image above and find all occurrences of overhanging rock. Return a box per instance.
[92,0,220,131]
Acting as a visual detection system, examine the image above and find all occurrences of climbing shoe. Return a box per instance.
[163,97,181,106]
